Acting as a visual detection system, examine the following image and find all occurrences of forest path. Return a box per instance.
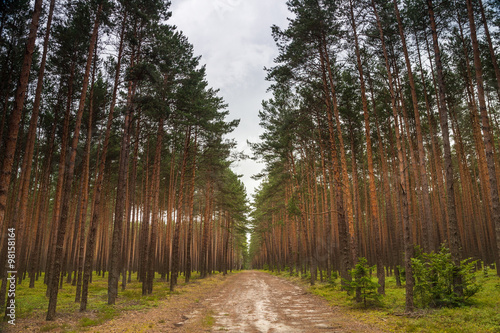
[3,271,383,332]
[184,270,382,333]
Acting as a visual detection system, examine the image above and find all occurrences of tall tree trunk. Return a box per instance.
[321,36,357,268]
[392,0,434,252]
[318,38,351,284]
[108,11,138,304]
[200,178,213,279]
[466,0,500,275]
[9,0,55,287]
[126,110,141,285]
[427,0,463,279]
[28,87,61,289]
[368,73,398,280]
[46,4,103,320]
[140,143,151,292]
[373,0,414,310]
[415,31,449,246]
[185,128,198,283]
[350,0,385,294]
[170,126,192,291]
[107,98,134,303]
[70,42,97,287]
[73,59,96,296]
[45,62,76,292]
[454,8,493,254]
[80,8,129,313]
[0,0,42,310]
[145,118,164,294]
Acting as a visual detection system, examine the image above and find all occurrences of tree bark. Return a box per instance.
[351,0,385,294]
[392,0,434,252]
[170,126,192,291]
[0,1,42,309]
[373,0,414,310]
[145,118,164,294]
[46,4,102,320]
[466,0,500,275]
[427,0,463,281]
[185,128,198,283]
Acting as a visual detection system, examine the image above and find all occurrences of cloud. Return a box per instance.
[170,0,284,89]
[169,0,289,196]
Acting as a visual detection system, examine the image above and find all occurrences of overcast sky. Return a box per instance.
[169,0,290,199]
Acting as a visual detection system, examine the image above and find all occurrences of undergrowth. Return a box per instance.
[266,268,500,332]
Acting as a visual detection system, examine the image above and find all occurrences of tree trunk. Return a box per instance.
[46,4,102,320]
[200,179,213,279]
[373,0,414,310]
[392,0,434,252]
[145,118,164,294]
[170,126,192,291]
[427,1,463,289]
[0,0,42,310]
[185,128,198,283]
[318,38,351,285]
[351,0,385,294]
[466,0,500,275]
[108,11,137,304]
[80,7,129,313]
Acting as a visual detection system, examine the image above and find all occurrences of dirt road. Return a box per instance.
[185,270,381,333]
[3,271,382,332]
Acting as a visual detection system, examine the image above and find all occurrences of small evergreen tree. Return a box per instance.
[412,245,482,308]
[343,257,382,307]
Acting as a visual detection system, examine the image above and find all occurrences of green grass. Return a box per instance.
[201,310,215,328]
[40,322,69,332]
[7,271,210,331]
[79,317,99,327]
[266,269,500,332]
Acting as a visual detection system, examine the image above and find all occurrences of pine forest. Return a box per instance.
[249,0,500,313]
[1,0,500,331]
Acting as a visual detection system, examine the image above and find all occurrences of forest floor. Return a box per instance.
[268,269,500,332]
[1,270,381,333]
[181,270,380,332]
[1,271,229,333]
[3,270,499,332]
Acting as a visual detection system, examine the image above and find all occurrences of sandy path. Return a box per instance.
[186,271,381,333]
[2,271,383,332]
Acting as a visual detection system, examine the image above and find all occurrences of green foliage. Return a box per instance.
[327,271,338,288]
[482,264,490,278]
[271,269,500,332]
[342,258,382,307]
[412,245,482,308]
[397,265,406,284]
[287,195,301,217]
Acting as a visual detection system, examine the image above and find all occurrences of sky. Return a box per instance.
[169,0,290,199]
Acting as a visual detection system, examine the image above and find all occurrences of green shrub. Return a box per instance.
[397,265,406,284]
[412,245,481,308]
[343,257,382,307]
[327,271,338,287]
